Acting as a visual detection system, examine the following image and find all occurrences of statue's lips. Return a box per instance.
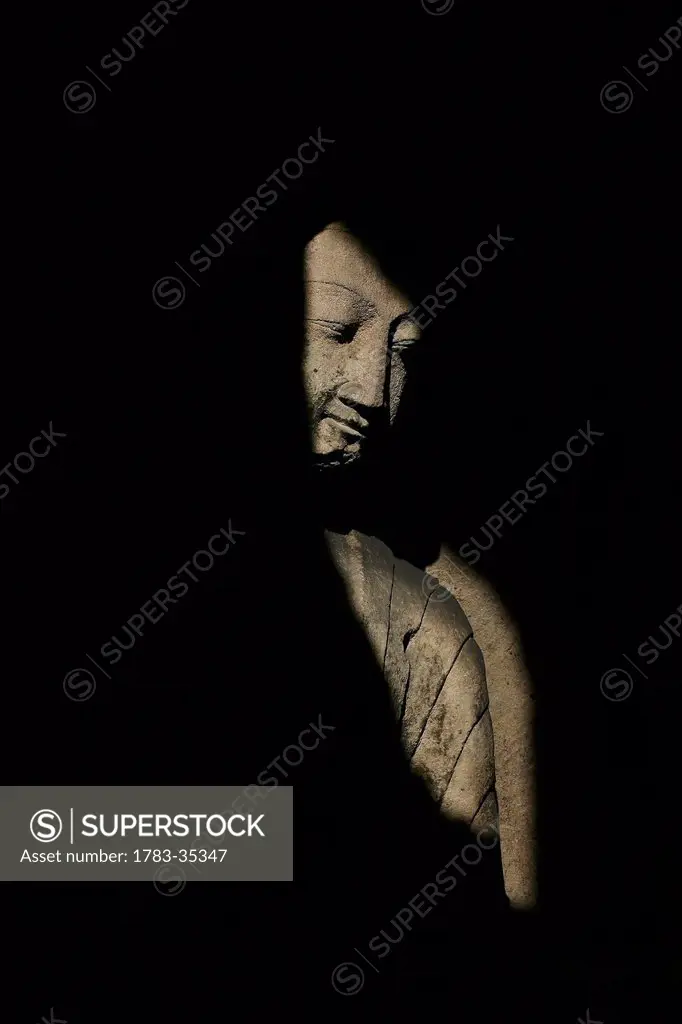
[323,416,367,441]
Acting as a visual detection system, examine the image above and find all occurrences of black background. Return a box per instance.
[5,1,681,1020]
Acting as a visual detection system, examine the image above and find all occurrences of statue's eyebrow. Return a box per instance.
[306,279,377,312]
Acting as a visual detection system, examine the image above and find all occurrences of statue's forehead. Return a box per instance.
[304,224,409,312]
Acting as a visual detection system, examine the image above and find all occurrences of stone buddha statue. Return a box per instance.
[303,223,499,837]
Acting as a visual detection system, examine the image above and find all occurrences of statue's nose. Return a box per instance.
[336,325,387,414]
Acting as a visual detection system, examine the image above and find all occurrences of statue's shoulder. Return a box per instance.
[324,527,478,663]
[321,528,471,638]
[325,528,496,829]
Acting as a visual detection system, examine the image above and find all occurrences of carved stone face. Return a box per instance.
[303,223,421,468]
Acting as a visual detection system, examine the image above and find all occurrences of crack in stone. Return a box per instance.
[408,630,473,760]
[437,700,490,811]
[469,779,496,828]
[382,562,396,676]
[397,582,432,725]
[403,588,431,655]
[398,662,411,726]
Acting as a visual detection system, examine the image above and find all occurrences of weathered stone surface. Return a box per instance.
[411,639,492,813]
[305,223,532,907]
[325,528,394,665]
[383,555,428,718]
[303,223,419,470]
[427,548,537,909]
[399,573,474,762]
[326,529,499,835]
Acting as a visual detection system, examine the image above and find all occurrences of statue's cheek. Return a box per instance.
[388,356,407,423]
[302,337,328,400]
[304,339,348,403]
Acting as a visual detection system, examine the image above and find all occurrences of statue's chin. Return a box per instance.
[313,447,363,470]
[312,418,364,469]
[314,455,360,472]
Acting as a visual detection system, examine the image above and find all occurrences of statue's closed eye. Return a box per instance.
[391,337,418,354]
[306,319,357,344]
[391,332,420,356]
[390,314,421,355]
